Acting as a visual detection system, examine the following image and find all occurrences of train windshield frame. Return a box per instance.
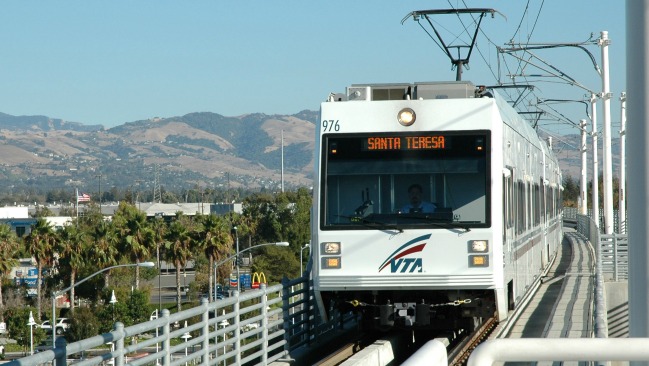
[320,130,491,231]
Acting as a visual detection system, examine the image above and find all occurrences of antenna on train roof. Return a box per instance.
[401,8,502,81]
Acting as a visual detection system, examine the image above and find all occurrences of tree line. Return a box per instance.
[562,174,624,210]
[0,188,311,353]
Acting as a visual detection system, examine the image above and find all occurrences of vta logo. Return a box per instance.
[378,234,430,273]
[390,257,423,273]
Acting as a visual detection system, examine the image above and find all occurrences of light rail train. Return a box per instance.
[311,81,563,331]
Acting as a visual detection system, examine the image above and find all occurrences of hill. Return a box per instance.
[0,111,318,198]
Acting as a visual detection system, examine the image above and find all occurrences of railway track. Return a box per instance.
[313,330,417,366]
[311,299,532,366]
[447,316,498,366]
[315,338,364,366]
[313,332,379,366]
[312,315,503,365]
[311,317,497,365]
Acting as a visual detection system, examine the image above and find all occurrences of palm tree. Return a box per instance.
[113,203,154,289]
[196,214,233,301]
[150,217,168,301]
[88,221,119,287]
[164,213,194,311]
[0,224,19,323]
[25,218,57,320]
[57,223,88,312]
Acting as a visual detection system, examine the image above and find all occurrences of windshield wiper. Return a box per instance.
[339,215,403,233]
[399,213,471,232]
[358,217,403,233]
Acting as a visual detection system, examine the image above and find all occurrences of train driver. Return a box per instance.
[400,183,436,213]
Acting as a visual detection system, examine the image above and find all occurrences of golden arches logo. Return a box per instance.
[251,272,267,289]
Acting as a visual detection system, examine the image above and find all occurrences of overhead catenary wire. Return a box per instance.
[403,2,614,140]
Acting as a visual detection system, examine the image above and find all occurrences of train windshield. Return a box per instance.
[321,131,490,230]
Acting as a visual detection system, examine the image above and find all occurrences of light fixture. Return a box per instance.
[322,242,341,255]
[322,257,341,269]
[469,240,488,252]
[398,108,416,126]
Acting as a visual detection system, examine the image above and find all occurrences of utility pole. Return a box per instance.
[599,31,614,235]
[234,226,240,292]
[580,119,588,215]
[619,92,627,233]
[95,173,102,214]
[281,130,284,193]
[590,94,600,228]
[627,0,649,342]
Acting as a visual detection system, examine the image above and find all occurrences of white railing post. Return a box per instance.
[261,283,269,364]
[162,309,171,366]
[233,290,241,364]
[115,323,125,366]
[201,298,210,365]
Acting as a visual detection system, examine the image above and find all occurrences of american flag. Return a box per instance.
[77,192,91,203]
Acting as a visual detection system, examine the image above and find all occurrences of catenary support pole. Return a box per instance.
[619,92,627,233]
[580,119,589,215]
[600,31,614,235]
[591,94,600,228]
[627,1,649,360]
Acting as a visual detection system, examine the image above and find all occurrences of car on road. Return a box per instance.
[35,339,54,352]
[201,290,228,301]
[39,318,71,334]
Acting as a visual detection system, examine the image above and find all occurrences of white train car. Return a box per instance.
[312,81,563,331]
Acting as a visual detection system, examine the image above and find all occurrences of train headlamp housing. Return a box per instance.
[322,257,342,269]
[322,242,341,255]
[469,240,488,253]
[397,108,416,126]
[469,255,489,267]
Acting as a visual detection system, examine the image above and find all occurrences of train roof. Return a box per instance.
[329,80,556,165]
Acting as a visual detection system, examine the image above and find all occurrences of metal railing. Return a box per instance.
[576,212,629,281]
[5,258,357,366]
[464,210,628,365]
[12,208,632,366]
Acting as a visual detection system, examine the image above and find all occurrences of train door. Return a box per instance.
[503,168,515,310]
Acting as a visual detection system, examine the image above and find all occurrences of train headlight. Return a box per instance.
[322,257,342,269]
[322,242,341,255]
[397,108,416,126]
[469,240,488,252]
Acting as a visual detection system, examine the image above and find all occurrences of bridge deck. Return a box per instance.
[502,228,595,339]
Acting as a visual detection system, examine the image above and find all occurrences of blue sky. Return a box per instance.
[0,1,625,134]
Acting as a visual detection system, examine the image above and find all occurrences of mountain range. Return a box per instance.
[0,111,318,198]
[0,111,618,200]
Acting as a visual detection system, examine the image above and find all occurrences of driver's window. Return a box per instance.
[395,175,433,213]
[326,175,380,223]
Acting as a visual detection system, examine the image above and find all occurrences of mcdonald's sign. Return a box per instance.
[251,272,267,289]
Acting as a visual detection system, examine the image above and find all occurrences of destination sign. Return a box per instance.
[363,135,447,151]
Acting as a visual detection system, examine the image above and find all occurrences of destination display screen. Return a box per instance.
[362,135,448,151]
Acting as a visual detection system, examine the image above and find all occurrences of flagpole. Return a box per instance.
[75,188,79,219]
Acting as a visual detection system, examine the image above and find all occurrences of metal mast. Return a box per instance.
[154,164,162,203]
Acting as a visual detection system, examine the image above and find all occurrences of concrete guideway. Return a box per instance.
[500,229,596,339]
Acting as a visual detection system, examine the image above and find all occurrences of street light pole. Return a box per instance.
[28,311,36,355]
[234,226,240,292]
[300,243,310,277]
[181,321,191,366]
[51,262,155,363]
[110,290,117,322]
[218,314,229,366]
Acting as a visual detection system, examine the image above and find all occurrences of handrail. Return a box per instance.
[5,254,359,366]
